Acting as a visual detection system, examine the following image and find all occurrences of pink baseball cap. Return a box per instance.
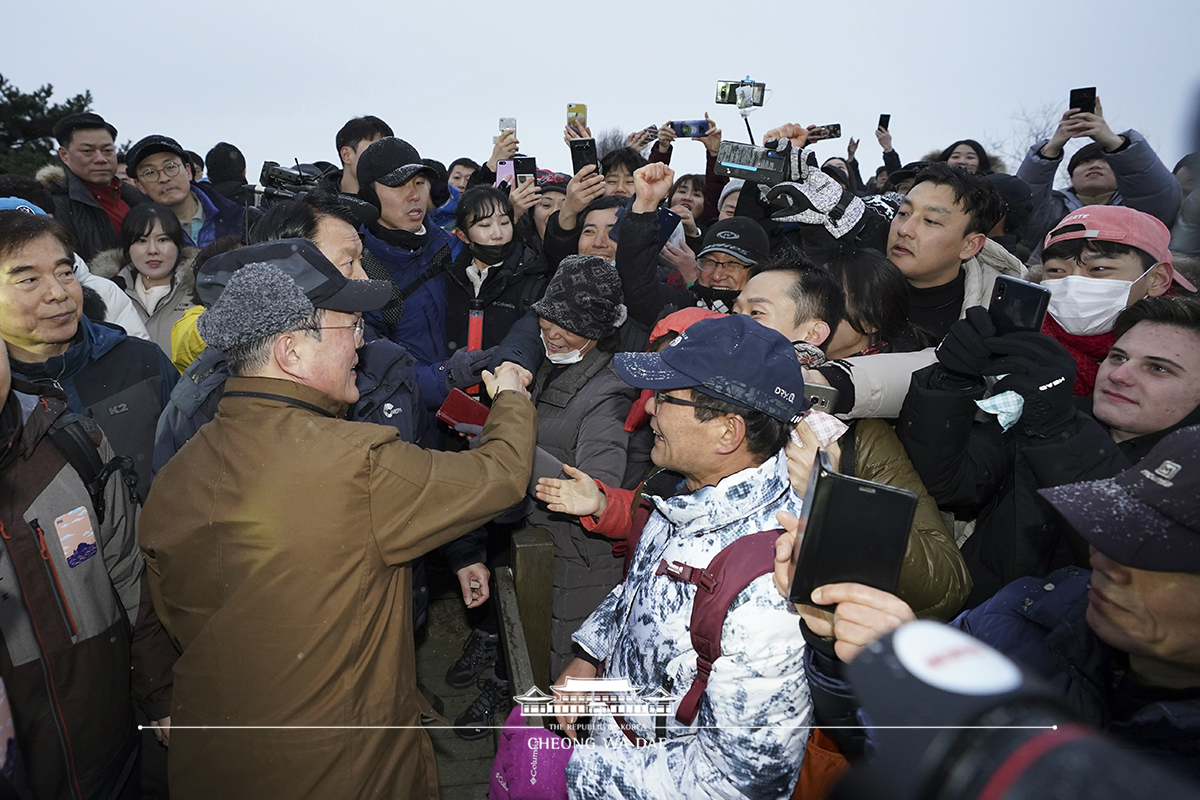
[1043,205,1195,292]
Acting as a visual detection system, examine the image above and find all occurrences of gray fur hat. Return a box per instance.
[198,262,314,351]
[532,254,627,340]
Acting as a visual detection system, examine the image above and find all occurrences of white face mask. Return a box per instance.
[1044,270,1149,336]
[542,334,591,365]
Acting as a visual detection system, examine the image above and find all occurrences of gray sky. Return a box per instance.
[5,0,1198,190]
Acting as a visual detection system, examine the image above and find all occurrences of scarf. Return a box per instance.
[1042,314,1116,396]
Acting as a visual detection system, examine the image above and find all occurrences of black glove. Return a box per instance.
[983,332,1077,436]
[935,306,996,381]
[442,346,498,391]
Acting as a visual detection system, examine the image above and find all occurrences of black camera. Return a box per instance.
[835,622,1200,800]
[259,161,324,193]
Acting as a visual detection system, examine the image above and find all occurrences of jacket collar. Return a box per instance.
[651,449,791,535]
[221,376,349,419]
[10,317,125,386]
[532,348,611,409]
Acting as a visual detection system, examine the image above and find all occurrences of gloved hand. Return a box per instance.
[936,307,996,381]
[983,332,1077,436]
[442,346,498,391]
[763,145,865,240]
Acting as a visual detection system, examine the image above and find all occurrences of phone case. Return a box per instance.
[570,139,599,174]
[436,388,490,429]
[788,452,918,611]
[495,160,515,187]
[989,276,1051,336]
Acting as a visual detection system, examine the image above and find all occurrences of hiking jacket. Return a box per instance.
[362,225,463,406]
[898,363,1200,606]
[139,377,535,799]
[46,169,148,262]
[8,318,177,501]
[0,379,175,800]
[90,247,198,355]
[569,450,810,800]
[1017,130,1182,258]
[526,349,640,676]
[444,244,549,357]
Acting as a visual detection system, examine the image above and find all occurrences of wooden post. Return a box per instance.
[511,527,554,692]
[494,566,542,728]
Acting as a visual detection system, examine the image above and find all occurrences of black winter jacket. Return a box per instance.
[444,244,549,357]
[898,363,1200,606]
[48,170,148,262]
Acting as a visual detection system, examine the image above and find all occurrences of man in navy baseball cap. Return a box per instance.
[615,313,808,424]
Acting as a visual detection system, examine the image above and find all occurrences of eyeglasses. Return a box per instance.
[318,318,366,342]
[138,161,185,183]
[697,256,749,273]
[653,390,725,415]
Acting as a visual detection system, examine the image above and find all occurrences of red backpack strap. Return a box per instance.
[657,529,784,725]
[621,491,655,578]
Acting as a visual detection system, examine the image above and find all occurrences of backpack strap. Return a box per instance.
[656,529,784,725]
[47,416,138,525]
[839,419,857,478]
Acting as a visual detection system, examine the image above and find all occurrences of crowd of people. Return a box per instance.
[0,98,1197,800]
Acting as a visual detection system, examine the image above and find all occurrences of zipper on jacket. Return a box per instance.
[8,519,85,798]
[32,521,79,636]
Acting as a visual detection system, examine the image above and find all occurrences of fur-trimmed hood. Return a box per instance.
[88,246,199,304]
[36,163,66,191]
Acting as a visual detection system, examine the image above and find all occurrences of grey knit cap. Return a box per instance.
[532,254,627,340]
[198,262,314,351]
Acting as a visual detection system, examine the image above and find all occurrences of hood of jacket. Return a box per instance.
[89,246,199,287]
[962,237,1027,313]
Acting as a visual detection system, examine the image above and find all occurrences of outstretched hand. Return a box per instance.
[535,464,606,518]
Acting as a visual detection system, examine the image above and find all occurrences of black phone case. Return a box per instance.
[988,276,1051,336]
[788,455,917,612]
[570,140,598,174]
[1069,87,1097,115]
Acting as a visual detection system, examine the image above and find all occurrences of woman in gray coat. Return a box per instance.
[527,254,645,676]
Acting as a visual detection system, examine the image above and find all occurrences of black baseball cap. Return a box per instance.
[355,137,438,190]
[614,314,808,424]
[1039,424,1200,572]
[697,217,770,266]
[195,239,391,312]
[126,135,188,174]
[887,161,930,188]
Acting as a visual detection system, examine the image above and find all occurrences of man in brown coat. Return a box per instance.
[138,240,537,799]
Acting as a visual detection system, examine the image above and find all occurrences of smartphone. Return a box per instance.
[494,159,515,188]
[809,124,843,141]
[499,117,517,133]
[878,114,891,131]
[436,388,490,429]
[567,103,588,130]
[805,385,839,414]
[1069,87,1096,115]
[670,120,710,138]
[570,138,599,175]
[988,275,1051,336]
[514,155,537,187]
[715,80,765,106]
[608,205,681,250]
[714,141,788,186]
[787,450,918,612]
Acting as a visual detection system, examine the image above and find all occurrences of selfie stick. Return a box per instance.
[736,84,758,143]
